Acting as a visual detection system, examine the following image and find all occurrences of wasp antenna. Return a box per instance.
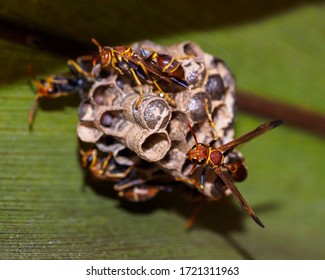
[91,38,102,66]
[80,149,86,157]
[204,98,219,140]
[27,64,37,81]
[27,65,39,93]
[186,121,201,175]
[186,121,199,147]
[28,99,39,131]
[185,205,203,230]
[91,38,102,52]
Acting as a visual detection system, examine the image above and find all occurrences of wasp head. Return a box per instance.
[98,47,112,67]
[186,143,208,165]
[81,149,97,168]
[91,38,112,67]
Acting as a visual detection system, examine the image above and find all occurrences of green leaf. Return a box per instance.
[0,1,324,259]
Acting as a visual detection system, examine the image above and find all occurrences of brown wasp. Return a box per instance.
[186,119,283,228]
[139,48,187,84]
[91,38,188,108]
[115,177,172,202]
[80,148,133,180]
[28,56,94,130]
[80,148,171,202]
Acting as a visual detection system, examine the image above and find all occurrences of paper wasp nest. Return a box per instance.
[77,41,240,200]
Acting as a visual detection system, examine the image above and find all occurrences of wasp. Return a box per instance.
[81,148,171,202]
[80,148,133,180]
[186,119,283,228]
[139,48,187,85]
[91,38,188,108]
[28,56,94,130]
[115,177,172,202]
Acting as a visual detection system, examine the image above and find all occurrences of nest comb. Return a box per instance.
[77,40,244,200]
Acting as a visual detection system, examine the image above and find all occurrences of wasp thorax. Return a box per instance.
[209,149,224,167]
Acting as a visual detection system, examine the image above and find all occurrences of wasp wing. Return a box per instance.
[218,120,283,155]
[214,167,264,228]
[128,51,188,88]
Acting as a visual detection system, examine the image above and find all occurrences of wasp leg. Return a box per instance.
[175,177,204,191]
[141,49,193,62]
[204,98,219,141]
[75,55,95,72]
[103,165,133,179]
[209,139,218,147]
[200,168,207,188]
[185,202,204,230]
[120,185,166,202]
[67,59,93,78]
[114,178,146,192]
[97,152,113,176]
[88,151,134,180]
[129,68,144,109]
[76,55,94,63]
[152,80,176,107]
[114,177,146,202]
[28,98,40,131]
[111,58,124,75]
[136,60,150,77]
[28,77,54,131]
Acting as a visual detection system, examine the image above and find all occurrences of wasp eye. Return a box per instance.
[187,149,200,164]
[86,155,93,167]
[101,53,111,65]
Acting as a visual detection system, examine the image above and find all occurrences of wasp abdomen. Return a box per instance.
[226,161,248,182]
[156,54,185,80]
